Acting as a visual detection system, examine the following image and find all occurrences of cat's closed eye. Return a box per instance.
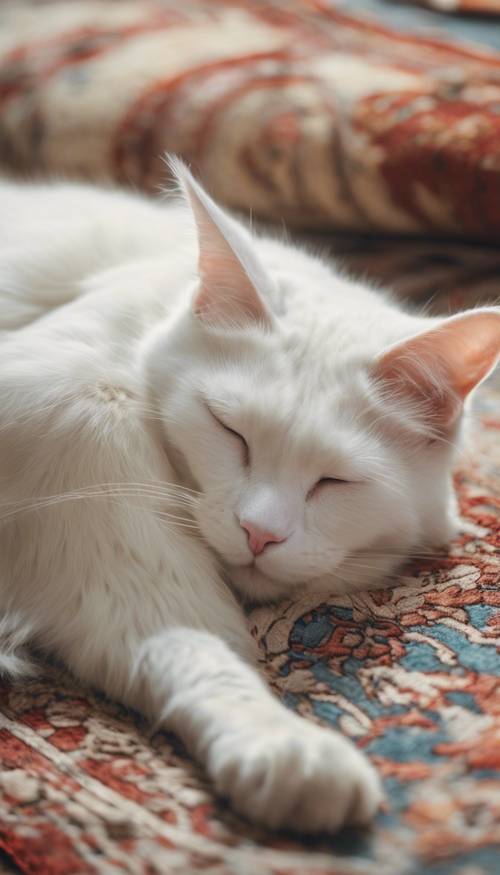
[207,405,250,466]
[306,477,351,500]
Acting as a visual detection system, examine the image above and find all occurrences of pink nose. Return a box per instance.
[241,521,286,556]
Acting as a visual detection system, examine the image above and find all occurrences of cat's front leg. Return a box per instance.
[132,626,383,833]
[51,553,381,833]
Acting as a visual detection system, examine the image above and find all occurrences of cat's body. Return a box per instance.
[0,162,498,833]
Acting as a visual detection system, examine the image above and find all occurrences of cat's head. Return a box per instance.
[145,158,500,603]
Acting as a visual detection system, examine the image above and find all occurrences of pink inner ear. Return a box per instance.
[195,247,269,325]
[171,157,271,329]
[449,312,500,397]
[375,346,461,428]
[374,308,500,429]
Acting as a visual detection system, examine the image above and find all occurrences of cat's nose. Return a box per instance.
[240,521,286,556]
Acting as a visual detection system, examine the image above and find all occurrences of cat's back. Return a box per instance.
[0,178,196,332]
[0,177,188,258]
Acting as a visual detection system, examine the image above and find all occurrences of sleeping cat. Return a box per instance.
[0,158,498,833]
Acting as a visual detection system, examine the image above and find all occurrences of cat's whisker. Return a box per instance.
[151,511,200,531]
[0,483,202,525]
[365,474,407,499]
[0,485,197,508]
[320,569,369,591]
[73,481,202,501]
[85,499,201,533]
[344,549,453,563]
[340,560,413,575]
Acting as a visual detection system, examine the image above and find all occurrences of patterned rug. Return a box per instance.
[2,0,500,236]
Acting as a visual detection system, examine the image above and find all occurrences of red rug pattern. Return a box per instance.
[1,0,500,235]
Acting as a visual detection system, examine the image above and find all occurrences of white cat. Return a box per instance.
[0,159,498,833]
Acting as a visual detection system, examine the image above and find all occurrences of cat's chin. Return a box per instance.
[226,563,300,605]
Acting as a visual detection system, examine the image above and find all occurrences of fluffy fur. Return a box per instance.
[0,160,498,833]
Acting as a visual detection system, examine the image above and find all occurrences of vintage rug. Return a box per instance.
[2,0,500,236]
[0,238,498,874]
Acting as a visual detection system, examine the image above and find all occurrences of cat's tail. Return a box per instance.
[0,613,36,678]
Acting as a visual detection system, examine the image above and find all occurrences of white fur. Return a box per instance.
[0,163,498,833]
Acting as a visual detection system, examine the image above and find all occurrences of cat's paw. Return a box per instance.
[208,711,383,833]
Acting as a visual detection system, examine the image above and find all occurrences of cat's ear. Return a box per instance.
[169,157,272,329]
[372,308,500,431]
